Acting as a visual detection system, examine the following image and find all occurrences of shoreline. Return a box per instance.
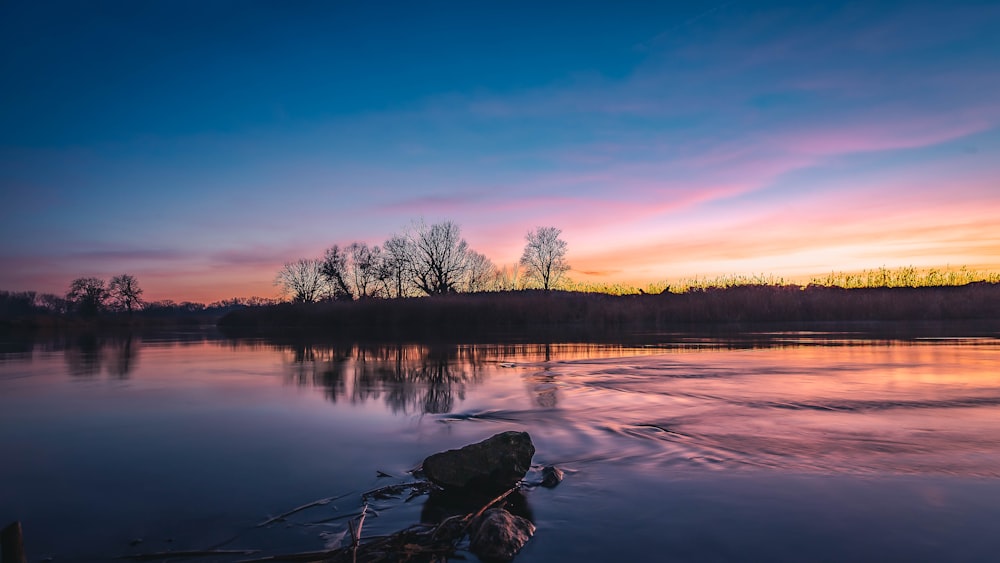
[216,284,1000,339]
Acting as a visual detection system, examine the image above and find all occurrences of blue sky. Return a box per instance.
[2,0,999,301]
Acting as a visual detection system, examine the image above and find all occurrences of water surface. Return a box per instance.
[2,330,1000,561]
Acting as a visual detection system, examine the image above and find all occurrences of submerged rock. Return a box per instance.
[422,431,535,493]
[540,465,564,488]
[469,508,535,562]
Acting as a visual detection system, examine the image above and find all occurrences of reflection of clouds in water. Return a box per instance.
[539,342,1000,477]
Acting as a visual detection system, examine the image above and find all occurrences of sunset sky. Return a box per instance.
[2,0,999,303]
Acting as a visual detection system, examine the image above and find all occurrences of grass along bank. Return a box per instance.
[563,266,1000,295]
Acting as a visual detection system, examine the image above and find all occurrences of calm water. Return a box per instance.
[3,330,1000,562]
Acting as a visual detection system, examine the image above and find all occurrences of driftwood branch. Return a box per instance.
[351,503,368,563]
[257,492,352,527]
[360,481,434,502]
[467,484,520,525]
[237,484,524,563]
[307,507,377,526]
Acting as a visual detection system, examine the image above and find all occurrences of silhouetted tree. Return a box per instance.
[109,273,143,313]
[463,250,497,292]
[320,245,353,300]
[276,259,327,303]
[520,226,570,290]
[380,234,413,298]
[38,293,69,314]
[347,242,383,299]
[408,220,470,295]
[67,277,109,316]
[0,290,38,318]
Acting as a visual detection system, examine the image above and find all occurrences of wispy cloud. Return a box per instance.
[376,192,492,213]
[68,248,187,261]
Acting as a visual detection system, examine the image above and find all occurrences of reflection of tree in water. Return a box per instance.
[367,347,470,414]
[280,343,485,414]
[64,333,139,378]
[283,344,349,403]
[528,344,557,408]
[274,341,627,413]
[529,370,558,408]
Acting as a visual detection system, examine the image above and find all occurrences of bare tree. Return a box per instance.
[67,277,109,316]
[347,242,383,299]
[462,250,497,293]
[407,221,470,295]
[39,293,70,315]
[320,245,353,300]
[109,274,144,313]
[520,226,570,290]
[276,259,327,303]
[379,234,413,298]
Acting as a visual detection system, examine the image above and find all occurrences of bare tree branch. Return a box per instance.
[276,259,327,303]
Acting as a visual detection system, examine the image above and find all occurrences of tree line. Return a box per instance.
[0,221,570,318]
[0,278,278,320]
[275,221,570,303]
[1,275,142,319]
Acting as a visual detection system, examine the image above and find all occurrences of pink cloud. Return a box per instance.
[564,180,1000,285]
[770,112,998,157]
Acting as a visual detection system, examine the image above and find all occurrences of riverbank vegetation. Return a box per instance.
[562,266,1000,295]
[0,286,278,330]
[219,281,1000,338]
[4,264,1000,335]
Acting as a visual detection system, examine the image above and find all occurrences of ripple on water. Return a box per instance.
[444,343,1000,478]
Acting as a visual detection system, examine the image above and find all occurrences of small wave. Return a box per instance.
[736,395,1000,413]
[436,408,565,424]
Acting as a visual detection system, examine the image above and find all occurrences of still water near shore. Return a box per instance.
[2,328,1000,561]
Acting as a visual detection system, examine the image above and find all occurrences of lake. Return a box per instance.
[3,326,1000,562]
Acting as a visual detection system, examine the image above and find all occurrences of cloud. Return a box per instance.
[764,108,1000,157]
[68,248,187,261]
[377,192,492,213]
[210,245,307,267]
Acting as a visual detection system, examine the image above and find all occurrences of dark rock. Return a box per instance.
[540,465,564,488]
[422,431,535,493]
[469,508,535,562]
[421,487,534,526]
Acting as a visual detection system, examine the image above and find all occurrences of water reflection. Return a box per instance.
[279,343,481,414]
[4,328,1000,562]
[63,333,139,378]
[267,341,670,414]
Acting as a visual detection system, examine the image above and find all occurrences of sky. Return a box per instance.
[2,0,999,303]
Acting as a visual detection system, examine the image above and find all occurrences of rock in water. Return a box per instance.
[469,508,535,561]
[540,465,564,488]
[422,431,535,492]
